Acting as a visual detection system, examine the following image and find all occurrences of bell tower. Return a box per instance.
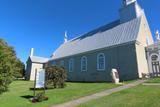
[119,0,143,23]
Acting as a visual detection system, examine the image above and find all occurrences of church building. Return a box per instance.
[26,0,155,81]
[47,0,154,82]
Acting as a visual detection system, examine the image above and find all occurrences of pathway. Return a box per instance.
[52,80,146,107]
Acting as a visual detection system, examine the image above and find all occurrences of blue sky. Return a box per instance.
[0,0,159,63]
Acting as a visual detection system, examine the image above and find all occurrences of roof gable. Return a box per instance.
[29,56,49,63]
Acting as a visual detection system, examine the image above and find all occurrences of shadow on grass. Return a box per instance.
[29,88,46,90]
[29,87,57,90]
[21,95,33,99]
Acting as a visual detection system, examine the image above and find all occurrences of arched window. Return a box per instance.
[69,58,74,72]
[81,56,87,71]
[151,54,159,61]
[97,53,105,71]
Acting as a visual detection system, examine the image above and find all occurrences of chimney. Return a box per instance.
[30,48,34,57]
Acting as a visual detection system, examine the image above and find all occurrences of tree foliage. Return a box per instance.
[0,39,24,94]
[45,66,67,88]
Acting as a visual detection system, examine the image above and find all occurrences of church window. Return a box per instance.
[151,55,158,61]
[60,60,64,67]
[81,56,87,71]
[69,58,74,72]
[52,61,56,65]
[97,53,105,71]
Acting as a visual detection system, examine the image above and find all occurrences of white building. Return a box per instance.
[25,48,49,80]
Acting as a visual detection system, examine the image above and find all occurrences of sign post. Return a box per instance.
[33,69,45,97]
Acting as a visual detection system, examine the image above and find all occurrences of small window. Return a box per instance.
[60,60,64,67]
[81,56,87,71]
[69,58,74,72]
[97,53,105,71]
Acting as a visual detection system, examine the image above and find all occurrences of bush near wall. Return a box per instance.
[45,66,67,88]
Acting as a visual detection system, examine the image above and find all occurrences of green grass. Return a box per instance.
[78,78,160,107]
[145,77,160,83]
[0,81,118,107]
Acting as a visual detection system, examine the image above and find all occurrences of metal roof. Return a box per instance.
[52,17,141,60]
[30,56,49,63]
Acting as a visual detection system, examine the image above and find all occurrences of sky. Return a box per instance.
[0,0,160,63]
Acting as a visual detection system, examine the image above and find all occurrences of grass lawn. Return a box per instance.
[145,77,160,83]
[78,78,160,107]
[0,80,118,107]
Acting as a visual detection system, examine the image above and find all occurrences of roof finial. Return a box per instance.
[64,31,68,43]
[156,30,160,41]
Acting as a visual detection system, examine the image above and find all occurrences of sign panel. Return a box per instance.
[35,69,45,88]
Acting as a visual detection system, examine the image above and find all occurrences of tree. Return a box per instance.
[0,39,24,94]
[45,66,67,88]
[13,59,25,78]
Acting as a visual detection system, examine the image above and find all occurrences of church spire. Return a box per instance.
[64,31,68,43]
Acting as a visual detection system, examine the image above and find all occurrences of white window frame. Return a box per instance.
[97,53,105,71]
[69,58,74,72]
[81,56,87,72]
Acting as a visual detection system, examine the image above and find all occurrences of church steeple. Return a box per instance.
[119,0,143,23]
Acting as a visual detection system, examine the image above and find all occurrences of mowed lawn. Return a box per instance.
[0,81,118,107]
[78,78,160,107]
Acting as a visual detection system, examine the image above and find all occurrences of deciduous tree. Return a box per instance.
[0,39,24,94]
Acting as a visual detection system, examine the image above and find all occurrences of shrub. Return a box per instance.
[30,92,48,103]
[45,66,67,88]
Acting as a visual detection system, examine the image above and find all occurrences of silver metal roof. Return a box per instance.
[52,17,141,60]
[30,56,49,63]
